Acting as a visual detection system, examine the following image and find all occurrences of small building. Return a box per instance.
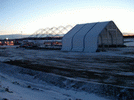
[62,21,124,52]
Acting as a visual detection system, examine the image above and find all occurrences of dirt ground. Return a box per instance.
[0,46,134,89]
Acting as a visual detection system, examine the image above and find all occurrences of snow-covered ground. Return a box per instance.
[0,63,109,100]
[0,38,134,100]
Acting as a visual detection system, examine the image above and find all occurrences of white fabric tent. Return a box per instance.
[62,21,123,52]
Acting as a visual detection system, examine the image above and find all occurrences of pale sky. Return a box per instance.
[0,0,134,35]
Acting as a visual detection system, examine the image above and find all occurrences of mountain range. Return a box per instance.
[0,34,30,39]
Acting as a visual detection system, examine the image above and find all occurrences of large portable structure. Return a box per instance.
[62,21,124,52]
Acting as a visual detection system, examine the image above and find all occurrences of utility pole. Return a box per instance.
[21,31,22,38]
[12,33,13,39]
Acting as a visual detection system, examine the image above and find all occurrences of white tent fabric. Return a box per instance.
[61,24,84,51]
[84,21,109,52]
[72,23,96,52]
[62,21,123,52]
